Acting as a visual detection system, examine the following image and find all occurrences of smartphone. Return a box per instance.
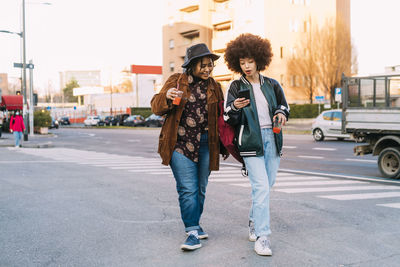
[238,90,250,100]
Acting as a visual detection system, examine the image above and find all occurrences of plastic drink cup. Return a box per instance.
[273,118,281,134]
[172,90,183,105]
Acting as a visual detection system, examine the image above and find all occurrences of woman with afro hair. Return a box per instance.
[224,33,290,256]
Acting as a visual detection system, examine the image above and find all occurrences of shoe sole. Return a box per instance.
[255,249,272,256]
[249,236,257,242]
[180,243,202,251]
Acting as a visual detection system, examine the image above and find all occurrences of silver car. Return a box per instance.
[311,109,350,141]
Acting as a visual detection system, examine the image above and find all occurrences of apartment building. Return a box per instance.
[163,0,350,103]
[0,73,9,97]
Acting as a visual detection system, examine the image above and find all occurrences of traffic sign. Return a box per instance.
[47,106,51,110]
[13,63,34,69]
[74,106,77,110]
[315,95,325,102]
[335,88,342,102]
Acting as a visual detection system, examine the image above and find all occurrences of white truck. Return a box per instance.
[342,74,400,179]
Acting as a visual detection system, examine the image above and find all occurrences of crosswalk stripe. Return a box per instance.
[210,178,249,183]
[277,173,295,176]
[149,171,173,175]
[275,185,398,193]
[110,166,169,170]
[318,192,400,200]
[277,176,329,181]
[376,203,400,209]
[275,180,363,187]
[230,183,251,188]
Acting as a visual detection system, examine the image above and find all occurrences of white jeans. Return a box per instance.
[243,128,280,237]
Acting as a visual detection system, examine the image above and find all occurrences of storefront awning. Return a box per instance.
[0,95,23,110]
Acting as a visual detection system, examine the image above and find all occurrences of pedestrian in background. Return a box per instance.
[151,43,227,251]
[9,110,25,148]
[224,33,290,256]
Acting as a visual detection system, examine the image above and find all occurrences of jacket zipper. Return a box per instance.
[238,124,244,146]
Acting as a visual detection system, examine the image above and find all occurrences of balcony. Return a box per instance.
[179,0,199,11]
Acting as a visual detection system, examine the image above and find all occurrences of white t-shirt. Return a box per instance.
[252,83,272,128]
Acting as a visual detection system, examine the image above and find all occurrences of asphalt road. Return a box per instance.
[1,128,399,266]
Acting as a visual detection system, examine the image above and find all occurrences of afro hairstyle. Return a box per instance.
[224,33,273,74]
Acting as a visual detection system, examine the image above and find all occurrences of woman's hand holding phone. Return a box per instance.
[233,97,250,109]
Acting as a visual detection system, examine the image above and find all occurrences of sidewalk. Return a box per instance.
[0,132,55,148]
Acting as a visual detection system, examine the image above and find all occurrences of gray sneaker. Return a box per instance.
[254,236,272,256]
[248,221,256,242]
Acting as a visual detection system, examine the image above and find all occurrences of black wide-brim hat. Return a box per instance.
[182,43,220,68]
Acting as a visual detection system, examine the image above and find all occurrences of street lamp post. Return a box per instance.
[22,0,29,141]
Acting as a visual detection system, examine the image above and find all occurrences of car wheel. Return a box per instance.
[378,147,400,179]
[313,128,324,141]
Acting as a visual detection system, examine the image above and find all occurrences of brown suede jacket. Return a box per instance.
[151,73,227,171]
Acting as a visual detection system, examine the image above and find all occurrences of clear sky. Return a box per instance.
[1,0,399,95]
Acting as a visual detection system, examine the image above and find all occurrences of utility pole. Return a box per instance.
[22,0,29,141]
[29,59,34,136]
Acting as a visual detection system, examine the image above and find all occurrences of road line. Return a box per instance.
[149,171,173,175]
[277,173,296,176]
[276,176,329,181]
[275,180,363,187]
[298,155,324,159]
[318,192,400,200]
[376,203,400,209]
[275,185,398,193]
[312,147,337,151]
[345,158,376,163]
[96,163,162,167]
[230,183,251,188]
[209,178,249,183]
[112,166,169,170]
[283,146,297,149]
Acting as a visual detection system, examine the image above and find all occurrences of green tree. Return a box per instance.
[63,79,79,103]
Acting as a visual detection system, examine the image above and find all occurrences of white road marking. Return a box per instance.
[376,203,400,209]
[128,139,140,143]
[276,185,398,193]
[283,146,297,149]
[276,176,329,181]
[277,172,295,176]
[312,147,337,151]
[345,158,376,163]
[318,192,400,200]
[298,155,324,159]
[275,180,364,187]
[209,178,249,183]
[230,183,251,188]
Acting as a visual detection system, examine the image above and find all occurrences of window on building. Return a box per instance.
[169,62,175,72]
[291,75,297,87]
[169,39,174,49]
[280,74,285,86]
[304,21,310,32]
[280,47,283,58]
[290,47,297,57]
[289,20,299,32]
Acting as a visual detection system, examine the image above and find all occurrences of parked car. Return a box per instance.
[104,116,115,126]
[97,116,106,126]
[49,118,59,129]
[123,115,145,127]
[84,115,101,126]
[145,114,164,127]
[59,116,70,125]
[311,109,350,141]
[112,114,130,126]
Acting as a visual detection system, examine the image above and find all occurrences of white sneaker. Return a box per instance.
[254,236,272,256]
[248,221,256,242]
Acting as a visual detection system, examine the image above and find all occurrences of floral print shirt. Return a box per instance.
[174,79,208,162]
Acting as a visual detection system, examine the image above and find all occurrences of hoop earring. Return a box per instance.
[187,74,193,83]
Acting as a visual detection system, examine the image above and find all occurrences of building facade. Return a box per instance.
[0,73,9,97]
[59,70,101,89]
[163,0,350,103]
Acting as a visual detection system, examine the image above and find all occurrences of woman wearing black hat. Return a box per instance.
[151,43,228,251]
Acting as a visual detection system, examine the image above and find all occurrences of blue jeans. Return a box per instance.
[243,128,280,237]
[170,133,210,232]
[13,131,23,147]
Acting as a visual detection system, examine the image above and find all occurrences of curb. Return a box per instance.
[0,142,54,148]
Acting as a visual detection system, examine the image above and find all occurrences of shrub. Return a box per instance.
[34,110,52,128]
[130,107,152,118]
[289,104,330,118]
